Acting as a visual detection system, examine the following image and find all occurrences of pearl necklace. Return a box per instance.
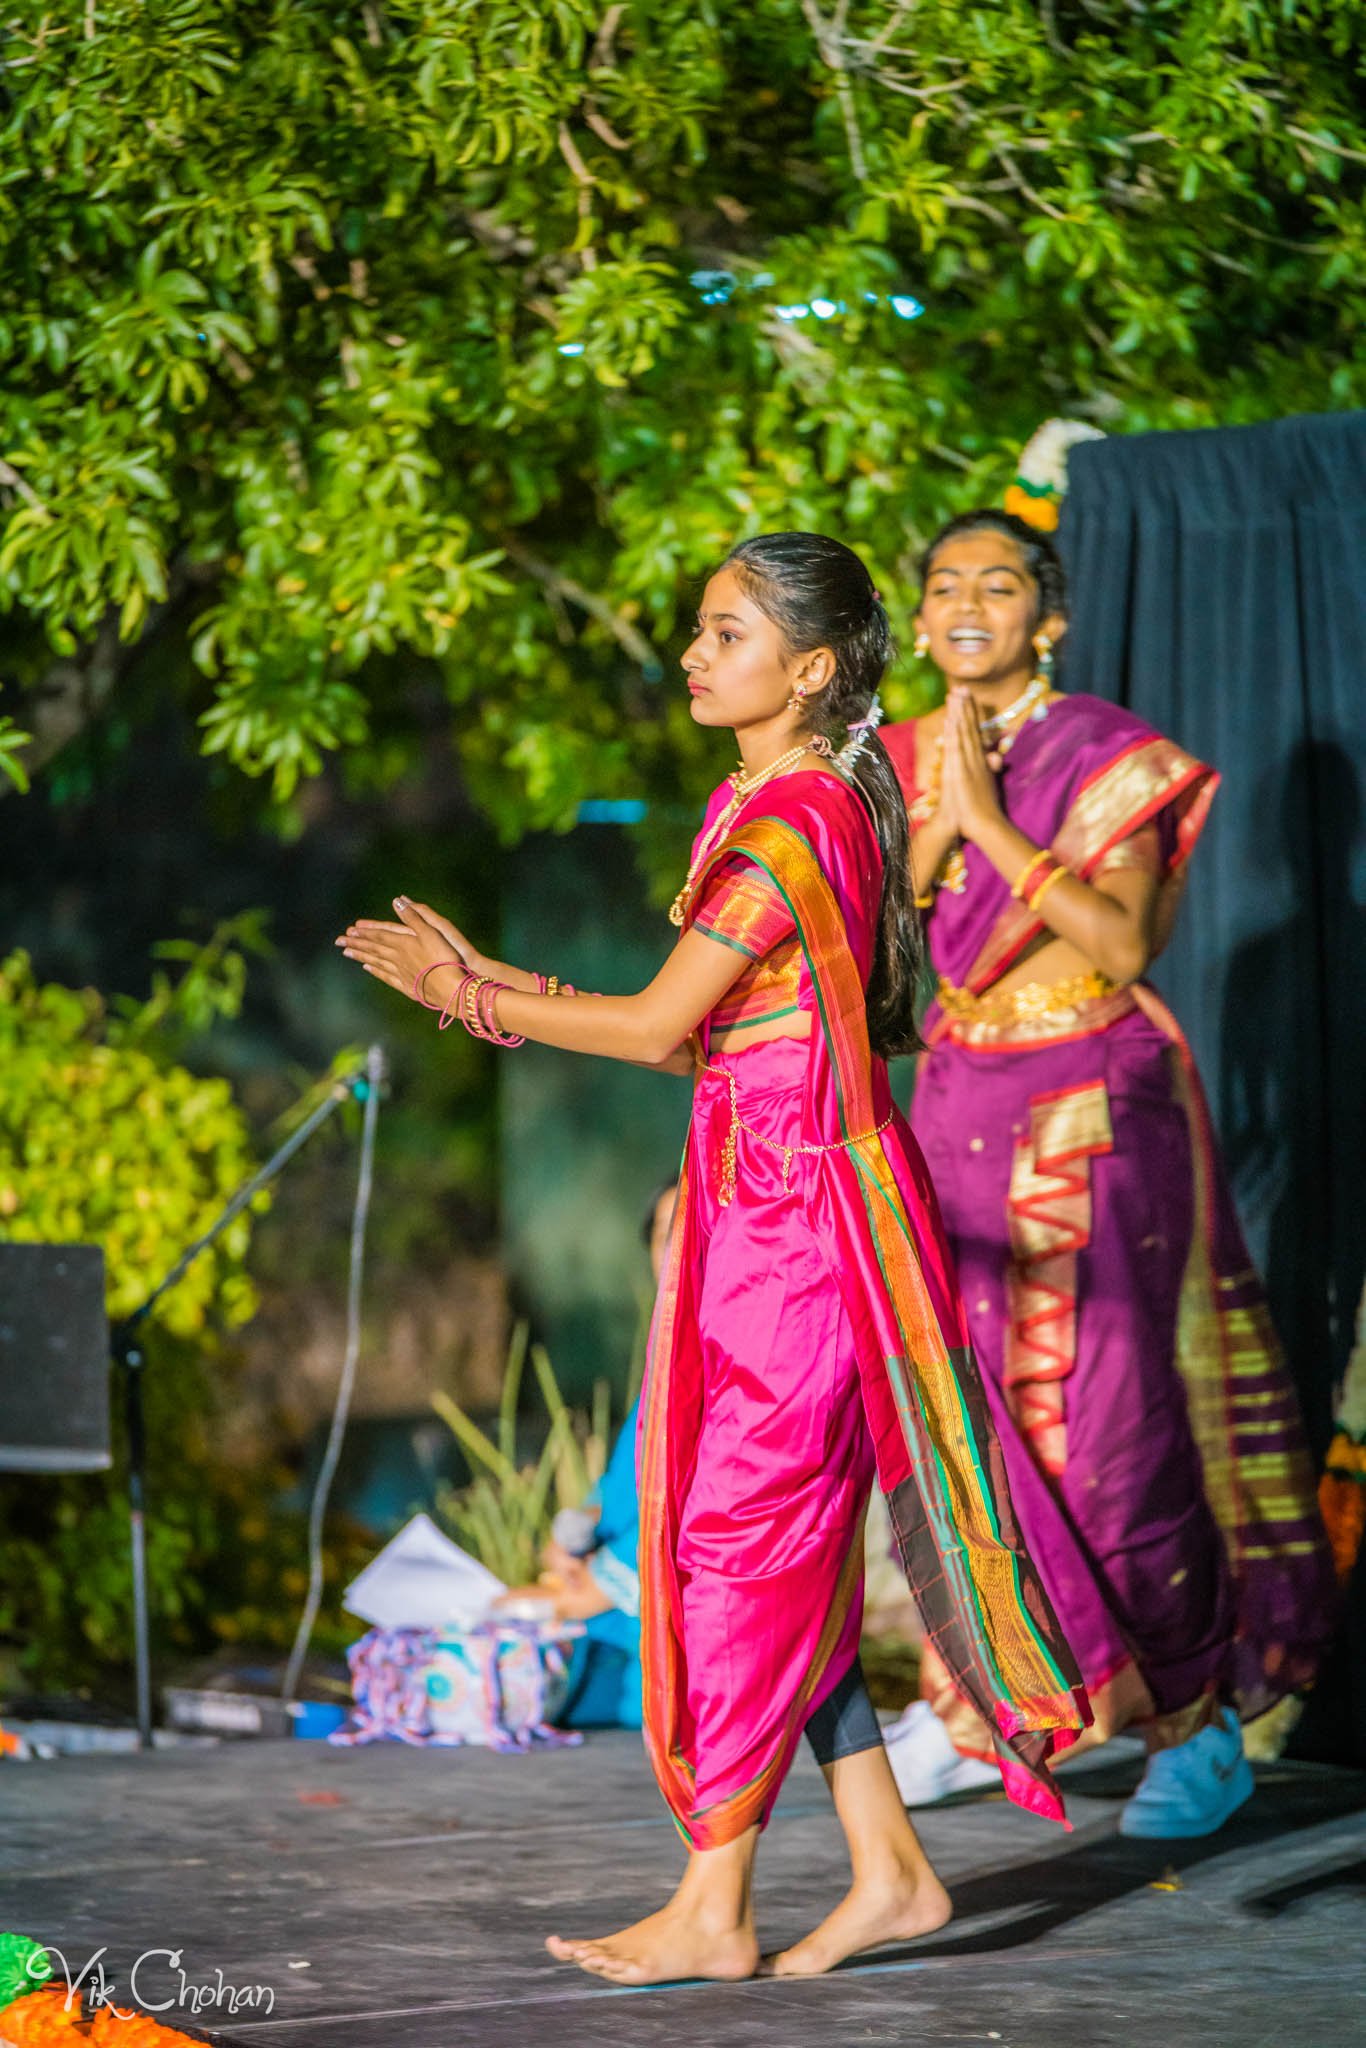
[979,674,1053,769]
[669,741,815,927]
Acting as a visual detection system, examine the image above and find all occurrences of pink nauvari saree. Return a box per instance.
[637,769,1086,1850]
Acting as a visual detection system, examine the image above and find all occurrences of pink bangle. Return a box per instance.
[477,978,525,1048]
[413,961,455,1010]
[447,974,524,1048]
[438,971,475,1031]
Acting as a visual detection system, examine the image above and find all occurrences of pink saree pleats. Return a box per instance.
[637,789,1086,1850]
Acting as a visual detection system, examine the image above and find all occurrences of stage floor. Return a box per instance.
[1,1731,1362,2048]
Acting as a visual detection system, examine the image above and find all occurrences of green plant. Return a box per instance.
[433,1323,611,1586]
[0,928,269,1693]
[0,715,32,791]
[0,924,267,1330]
[3,1,1362,856]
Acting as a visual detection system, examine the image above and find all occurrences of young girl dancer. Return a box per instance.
[340,533,1084,1982]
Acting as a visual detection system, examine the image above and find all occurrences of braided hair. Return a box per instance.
[723,532,923,1058]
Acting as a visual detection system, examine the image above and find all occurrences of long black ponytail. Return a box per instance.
[723,532,924,1058]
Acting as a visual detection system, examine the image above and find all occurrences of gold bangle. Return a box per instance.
[464,973,493,1029]
[1027,863,1069,914]
[545,975,561,998]
[1011,849,1052,901]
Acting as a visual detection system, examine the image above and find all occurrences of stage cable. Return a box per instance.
[282,1042,385,1704]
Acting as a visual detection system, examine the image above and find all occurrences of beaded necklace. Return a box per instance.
[668,740,815,928]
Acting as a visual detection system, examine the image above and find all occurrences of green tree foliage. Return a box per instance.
[2,1,1361,836]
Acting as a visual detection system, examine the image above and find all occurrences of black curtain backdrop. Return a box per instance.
[1057,411,1366,1760]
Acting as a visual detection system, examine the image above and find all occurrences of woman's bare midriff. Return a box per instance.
[990,931,1105,997]
[708,1013,813,1054]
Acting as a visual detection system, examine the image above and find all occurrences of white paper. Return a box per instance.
[342,1512,507,1631]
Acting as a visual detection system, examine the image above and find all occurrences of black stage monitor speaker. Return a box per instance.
[0,1243,110,1471]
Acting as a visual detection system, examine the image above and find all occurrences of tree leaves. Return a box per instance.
[0,715,33,792]
[0,0,1361,833]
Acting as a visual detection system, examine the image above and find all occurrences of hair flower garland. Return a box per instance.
[838,692,884,769]
[1005,417,1106,532]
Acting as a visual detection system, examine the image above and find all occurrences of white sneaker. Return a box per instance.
[1118,1707,1254,1839]
[883,1700,1000,1806]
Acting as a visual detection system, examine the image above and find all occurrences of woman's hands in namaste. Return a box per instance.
[939,685,1002,845]
[338,898,484,1005]
[339,900,546,1007]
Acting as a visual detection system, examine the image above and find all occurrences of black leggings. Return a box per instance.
[804,1657,883,1766]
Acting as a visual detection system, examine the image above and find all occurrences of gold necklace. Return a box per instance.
[980,674,1053,769]
[669,741,814,927]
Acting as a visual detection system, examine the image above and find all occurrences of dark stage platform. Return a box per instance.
[1,1731,1363,2048]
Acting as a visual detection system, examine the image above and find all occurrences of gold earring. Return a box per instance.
[788,682,808,711]
[914,632,930,659]
[1032,631,1054,680]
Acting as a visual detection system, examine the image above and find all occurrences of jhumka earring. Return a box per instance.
[788,682,809,711]
[1032,631,1055,681]
[913,632,931,660]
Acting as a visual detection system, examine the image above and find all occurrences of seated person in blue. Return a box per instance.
[539,1182,677,1731]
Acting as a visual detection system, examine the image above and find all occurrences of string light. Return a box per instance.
[577,799,649,823]
[689,269,736,305]
[688,271,926,322]
[554,273,927,360]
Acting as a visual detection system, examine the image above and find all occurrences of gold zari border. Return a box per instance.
[937,982,1138,1050]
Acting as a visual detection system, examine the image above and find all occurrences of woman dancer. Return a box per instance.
[340,533,1084,1983]
[881,510,1334,1835]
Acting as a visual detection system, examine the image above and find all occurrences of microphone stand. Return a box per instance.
[111,1046,385,1751]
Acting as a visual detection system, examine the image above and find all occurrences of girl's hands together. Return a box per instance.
[942,686,1002,843]
[337,897,473,1005]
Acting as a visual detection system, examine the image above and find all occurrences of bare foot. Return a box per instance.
[546,1901,760,1986]
[761,1868,952,1977]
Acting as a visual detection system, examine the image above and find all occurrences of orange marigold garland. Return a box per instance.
[0,1985,84,2045]
[1320,1431,1366,1586]
[1005,418,1106,533]
[0,1936,207,2048]
[0,1989,206,2048]
[87,2007,204,2048]
[1320,1284,1366,1587]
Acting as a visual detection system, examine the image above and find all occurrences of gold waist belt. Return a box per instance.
[935,971,1132,1047]
[699,1062,891,1206]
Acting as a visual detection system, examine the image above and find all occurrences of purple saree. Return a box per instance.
[884,694,1334,1750]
